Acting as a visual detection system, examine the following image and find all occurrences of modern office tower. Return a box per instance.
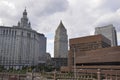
[95,24,117,46]
[54,21,68,58]
[0,9,46,69]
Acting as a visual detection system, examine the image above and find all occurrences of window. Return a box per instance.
[21,31,23,36]
[27,33,31,38]
[34,34,36,39]
[12,30,14,36]
[15,30,17,35]
[3,30,5,34]
[9,29,11,35]
[6,30,8,35]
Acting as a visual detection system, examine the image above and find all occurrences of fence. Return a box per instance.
[0,69,120,80]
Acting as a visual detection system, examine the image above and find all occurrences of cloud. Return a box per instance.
[100,0,120,12]
[26,0,68,17]
[0,0,17,25]
[92,9,120,32]
[38,0,68,16]
[0,19,3,25]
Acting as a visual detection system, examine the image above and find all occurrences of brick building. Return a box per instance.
[66,34,120,72]
[69,34,111,52]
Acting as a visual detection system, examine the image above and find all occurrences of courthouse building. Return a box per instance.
[0,9,46,69]
[61,34,120,72]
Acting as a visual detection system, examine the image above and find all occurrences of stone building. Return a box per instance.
[0,9,46,69]
[54,21,68,58]
[95,24,117,46]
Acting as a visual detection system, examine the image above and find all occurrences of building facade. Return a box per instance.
[51,58,67,70]
[95,24,117,46]
[69,34,111,52]
[0,9,46,69]
[75,46,120,66]
[68,34,112,71]
[54,21,68,58]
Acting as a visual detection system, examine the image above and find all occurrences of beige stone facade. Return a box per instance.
[54,21,68,58]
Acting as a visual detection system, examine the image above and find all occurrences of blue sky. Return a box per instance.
[0,0,120,57]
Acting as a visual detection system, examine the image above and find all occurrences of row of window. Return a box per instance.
[70,41,102,51]
[0,29,36,38]
[2,29,17,36]
[70,41,111,52]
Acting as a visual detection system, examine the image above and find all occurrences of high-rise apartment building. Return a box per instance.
[54,21,68,58]
[95,24,117,46]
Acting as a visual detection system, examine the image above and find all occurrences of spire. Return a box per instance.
[58,20,65,29]
[56,20,67,34]
[17,8,32,29]
[23,8,27,15]
[18,21,20,27]
[57,20,66,31]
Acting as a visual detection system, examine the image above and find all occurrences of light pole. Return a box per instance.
[73,48,76,80]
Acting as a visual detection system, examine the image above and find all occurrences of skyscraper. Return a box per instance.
[54,21,68,58]
[95,24,117,46]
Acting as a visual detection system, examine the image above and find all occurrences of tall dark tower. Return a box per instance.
[54,21,68,58]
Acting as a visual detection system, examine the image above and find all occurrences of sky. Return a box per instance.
[0,0,120,57]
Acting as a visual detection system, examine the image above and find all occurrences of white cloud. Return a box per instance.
[2,1,15,9]
[0,19,3,25]
[92,8,120,31]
